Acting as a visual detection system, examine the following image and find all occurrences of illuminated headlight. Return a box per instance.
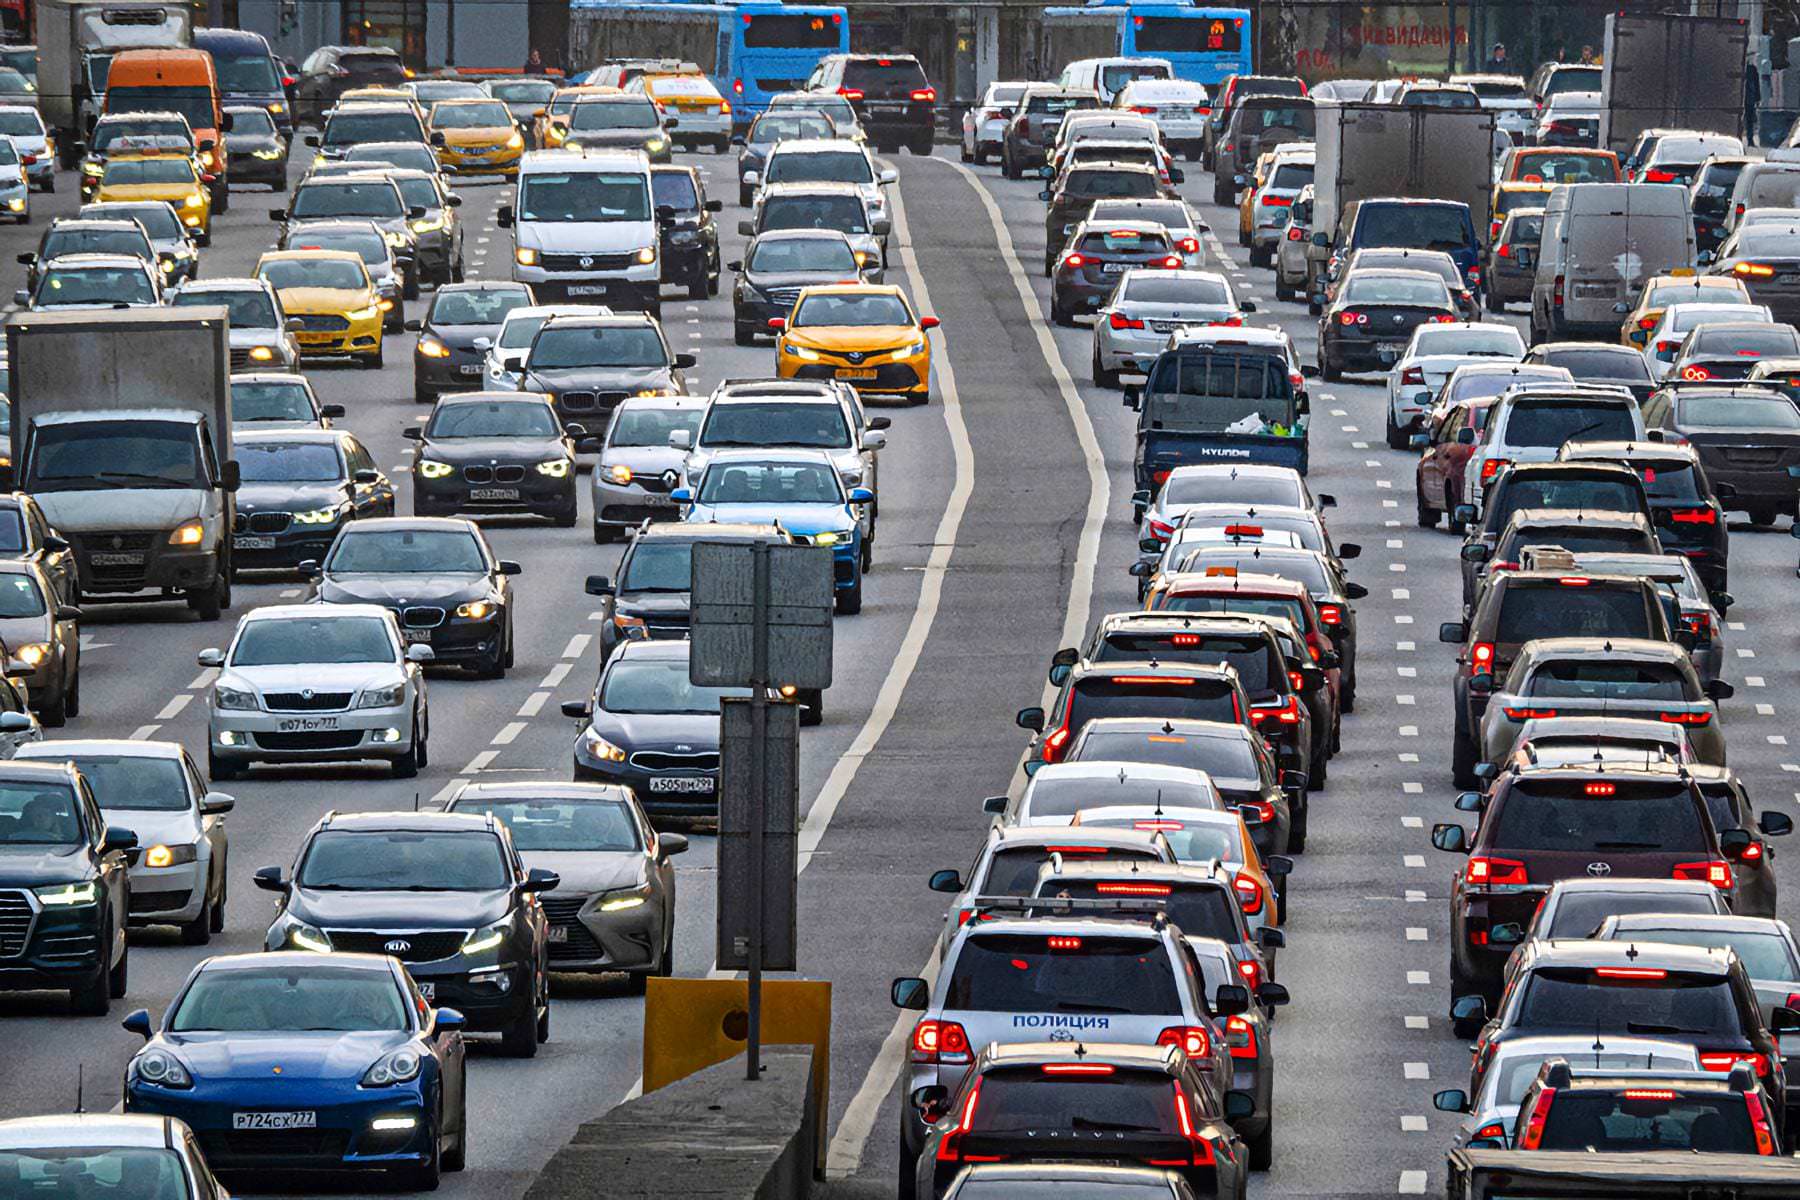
[606,464,633,485]
[634,386,674,397]
[287,923,332,952]
[506,131,524,148]
[5,197,21,212]
[144,843,198,868]
[266,102,286,115]
[599,886,651,912]
[168,520,205,546]
[291,506,341,525]
[853,251,871,266]
[635,245,657,265]
[183,214,203,226]
[515,247,539,266]
[371,1116,417,1131]
[417,335,451,358]
[644,137,666,152]
[357,682,406,709]
[411,215,443,233]
[248,345,275,361]
[214,685,257,711]
[35,880,98,906]
[81,162,102,177]
[418,459,455,479]
[563,141,582,151]
[252,147,283,160]
[12,642,46,666]
[361,1046,422,1086]
[535,458,571,478]
[455,599,495,620]
[580,728,627,762]
[383,230,407,248]
[345,305,379,321]
[899,339,925,357]
[378,298,394,312]
[183,191,206,209]
[811,531,840,547]
[460,920,507,956]
[785,344,820,360]
[160,259,177,272]
[134,1050,192,1089]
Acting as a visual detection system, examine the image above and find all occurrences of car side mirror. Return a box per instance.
[981,795,1008,815]
[1451,994,1488,1026]
[673,352,698,369]
[928,868,964,894]
[1456,790,1486,811]
[11,290,25,307]
[658,832,689,857]
[122,1009,154,1039]
[200,792,235,816]
[447,195,464,208]
[1439,622,1468,644]
[670,487,692,503]
[1038,188,1052,201]
[496,204,514,228]
[1224,1091,1255,1121]
[353,469,379,485]
[0,711,31,733]
[404,318,423,332]
[1714,591,1734,611]
[891,977,930,1010]
[1774,1007,1800,1034]
[302,133,319,147]
[1721,828,1754,859]
[1344,582,1368,601]
[872,217,892,236]
[252,866,288,893]
[1213,983,1250,1016]
[402,426,423,441]
[196,648,224,667]
[496,560,523,577]
[1016,706,1045,733]
[1705,679,1734,702]
[268,208,286,222]
[920,316,941,331]
[1122,384,1142,410]
[1317,494,1336,508]
[584,574,614,596]
[1459,542,1491,563]
[521,867,560,893]
[860,431,887,451]
[13,253,27,266]
[405,644,435,663]
[1760,811,1795,837]
[1488,922,1524,946]
[1433,1088,1471,1114]
[726,259,743,272]
[1256,927,1284,949]
[1672,629,1697,653]
[43,536,68,553]
[1336,542,1361,561]
[434,1007,466,1033]
[668,428,693,450]
[1239,298,1257,313]
[1255,982,1290,1007]
[429,131,446,147]
[1431,823,1469,853]
[1409,433,1430,449]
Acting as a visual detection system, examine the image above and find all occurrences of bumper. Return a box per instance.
[572,754,720,818]
[783,357,927,395]
[210,704,415,764]
[857,107,933,143]
[592,476,682,529]
[414,348,487,393]
[660,240,711,283]
[669,113,731,142]
[233,154,289,186]
[411,960,530,1030]
[295,322,382,360]
[1323,334,1406,373]
[413,230,452,275]
[129,1083,434,1172]
[1054,274,1122,311]
[127,859,206,924]
[395,613,506,666]
[514,268,659,308]
[543,891,661,971]
[440,149,524,176]
[416,472,575,518]
[1097,327,1171,374]
[78,545,221,597]
[232,525,341,571]
[0,905,105,992]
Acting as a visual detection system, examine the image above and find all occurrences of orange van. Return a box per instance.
[104,48,231,212]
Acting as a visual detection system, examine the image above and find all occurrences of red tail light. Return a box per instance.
[1517,1087,1556,1150]
[1669,507,1716,525]
[1431,314,1457,323]
[1701,1051,1768,1074]
[838,87,864,101]
[732,78,743,96]
[1470,641,1496,673]
[1233,875,1264,915]
[1062,253,1087,269]
[1338,310,1368,325]
[911,88,937,102]
[1490,219,1503,240]
[1041,1062,1116,1075]
[1746,1088,1778,1155]
[1224,1014,1257,1059]
[1110,311,1146,330]
[936,1076,983,1161]
[912,1019,972,1065]
[1316,602,1343,626]
[1159,256,1182,268]
[1158,1025,1212,1058]
[1177,237,1200,254]
[1466,856,1528,886]
[1249,697,1300,729]
[1660,710,1712,725]
[1235,957,1262,990]
[1502,706,1557,720]
[1195,105,1211,115]
[1644,169,1676,183]
[1288,670,1305,690]
[1584,781,1614,795]
[1401,367,1424,385]
[1474,1122,1507,1140]
[1638,316,1658,329]
[1552,274,1565,309]
[1673,860,1732,888]
[1496,243,1512,258]
[1286,227,1303,242]
[1163,1086,1217,1167]
[1095,881,1173,896]
[1480,457,1510,482]
[1129,105,1156,114]
[1681,365,1712,381]
[1042,723,1072,762]
[1147,517,1175,540]
[1261,194,1292,207]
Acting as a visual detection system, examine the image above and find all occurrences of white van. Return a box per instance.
[1057,57,1174,106]
[499,149,663,315]
[1530,182,1694,342]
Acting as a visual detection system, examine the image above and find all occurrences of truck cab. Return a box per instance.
[1126,327,1313,481]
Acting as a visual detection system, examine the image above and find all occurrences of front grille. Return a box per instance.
[130,888,192,915]
[540,251,634,272]
[0,890,32,957]
[199,1130,351,1164]
[644,615,689,639]
[262,691,353,712]
[402,606,445,629]
[463,465,492,483]
[78,531,154,551]
[253,730,364,751]
[465,464,527,484]
[766,286,804,309]
[326,929,467,961]
[34,930,99,962]
[629,750,719,771]
[291,313,351,332]
[539,894,606,962]
[494,465,525,483]
[229,348,252,370]
[245,512,292,534]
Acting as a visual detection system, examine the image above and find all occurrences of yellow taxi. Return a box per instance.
[94,154,212,245]
[1237,149,1278,244]
[253,249,387,368]
[1487,181,1554,244]
[771,283,936,403]
[338,86,421,112]
[1069,803,1285,927]
[1619,272,1754,345]
[535,85,620,149]
[427,97,526,175]
[636,73,730,152]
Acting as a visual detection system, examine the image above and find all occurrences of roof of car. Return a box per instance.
[1529,938,1733,973]
[1518,715,1685,742]
[1156,569,1309,597]
[44,217,144,232]
[981,1041,1181,1071]
[0,759,84,785]
[767,138,863,155]
[231,371,311,385]
[16,738,184,760]
[318,809,493,834]
[0,1114,181,1150]
[337,516,478,535]
[1559,439,1703,464]
[1069,659,1241,683]
[434,390,552,407]
[635,520,787,541]
[1075,217,1170,236]
[1502,507,1652,529]
[1030,761,1219,788]
[230,428,345,448]
[1038,859,1232,887]
[1520,636,1691,664]
[985,825,1168,851]
[449,780,635,804]
[611,638,692,664]
[39,253,153,270]
[758,181,864,198]
[1073,714,1258,740]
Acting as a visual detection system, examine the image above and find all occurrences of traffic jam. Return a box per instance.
[0,3,1798,1199]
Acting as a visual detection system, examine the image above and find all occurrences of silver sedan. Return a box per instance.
[1090,268,1250,388]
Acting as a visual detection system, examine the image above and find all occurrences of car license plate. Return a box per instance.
[470,487,520,501]
[233,1112,316,1131]
[458,364,481,376]
[417,982,434,1002]
[1377,342,1404,355]
[546,924,569,943]
[403,629,431,644]
[276,716,339,732]
[90,552,144,566]
[835,368,877,380]
[567,284,609,296]
[1102,262,1126,273]
[233,535,275,550]
[648,776,713,794]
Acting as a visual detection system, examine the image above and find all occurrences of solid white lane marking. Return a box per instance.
[156,695,191,721]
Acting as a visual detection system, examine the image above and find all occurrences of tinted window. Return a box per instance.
[1491,781,1706,853]
[1495,476,1642,517]
[106,86,213,132]
[0,781,79,843]
[1551,892,1721,938]
[326,528,485,573]
[1613,927,1799,981]
[1538,1093,1755,1153]
[1549,350,1652,382]
[1526,658,1689,701]
[1071,729,1258,779]
[944,933,1181,1014]
[454,798,641,852]
[1675,394,1799,429]
[1066,169,1159,199]
[298,828,507,890]
[1354,204,1472,251]
[609,405,702,448]
[0,1150,186,1200]
[1629,461,1705,501]
[1050,880,1242,941]
[1516,968,1738,1035]
[600,659,749,715]
[1093,632,1276,696]
[1505,400,1637,447]
[1069,677,1238,727]
[744,13,841,48]
[1497,524,1654,556]
[962,1070,1179,1134]
[1495,585,1650,642]
[1123,276,1228,304]
[1692,327,1800,356]
[291,182,404,219]
[979,845,1159,895]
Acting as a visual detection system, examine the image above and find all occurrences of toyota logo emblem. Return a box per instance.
[845,350,865,364]
[1392,314,1404,325]
[578,255,594,270]
[1586,861,1613,877]
[1046,1029,1076,1042]
[384,939,412,954]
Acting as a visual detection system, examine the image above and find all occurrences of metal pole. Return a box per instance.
[1447,0,1458,76]
[746,541,768,1082]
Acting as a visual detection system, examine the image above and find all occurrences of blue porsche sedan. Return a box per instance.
[672,448,872,614]
[120,951,468,1189]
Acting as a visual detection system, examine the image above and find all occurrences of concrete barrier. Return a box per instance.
[525,1047,820,1200]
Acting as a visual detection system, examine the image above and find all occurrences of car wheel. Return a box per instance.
[1451,728,1480,788]
[1250,245,1271,269]
[415,383,436,405]
[391,715,421,778]
[734,325,756,346]
[1416,483,1438,528]
[1749,505,1779,527]
[401,1119,441,1191]
[1287,804,1307,852]
[1092,346,1120,390]
[40,682,66,728]
[180,904,211,945]
[188,577,224,622]
[210,883,226,933]
[208,751,240,781]
[1385,410,1408,451]
[1247,1121,1273,1171]
[835,576,862,615]
[500,995,540,1057]
[415,720,429,769]
[739,185,752,207]
[403,271,420,302]
[108,938,128,998]
[477,641,505,681]
[1275,274,1293,302]
[364,342,385,370]
[70,950,110,1016]
[503,623,516,669]
[443,1106,467,1173]
[65,668,80,718]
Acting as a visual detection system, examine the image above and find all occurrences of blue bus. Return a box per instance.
[568,1,850,130]
[1040,1,1253,88]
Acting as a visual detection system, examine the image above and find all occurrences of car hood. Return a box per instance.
[743,268,864,291]
[317,572,490,607]
[588,709,721,750]
[292,886,512,930]
[225,134,282,154]
[516,849,644,896]
[685,501,852,536]
[524,366,674,392]
[518,221,655,254]
[237,482,345,513]
[159,1030,410,1080]
[228,327,285,348]
[614,591,691,618]
[0,844,91,886]
[276,286,373,314]
[441,126,516,146]
[101,807,201,846]
[0,612,52,650]
[221,661,405,695]
[33,489,206,534]
[784,325,917,351]
[427,322,503,351]
[421,436,565,464]
[96,184,191,204]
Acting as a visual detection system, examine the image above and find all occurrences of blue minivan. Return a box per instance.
[1335,197,1481,293]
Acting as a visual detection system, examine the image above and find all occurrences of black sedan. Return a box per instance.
[730,229,870,345]
[1318,268,1458,380]
[1644,384,1800,526]
[407,392,580,525]
[409,281,536,404]
[1048,219,1182,327]
[222,105,288,190]
[1670,321,1800,383]
[1709,221,1800,324]
[231,429,396,572]
[306,517,522,679]
[518,314,695,434]
[652,164,723,301]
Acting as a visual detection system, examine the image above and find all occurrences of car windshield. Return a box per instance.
[173,288,276,328]
[1616,927,1800,981]
[1055,879,1243,941]
[87,203,180,239]
[433,101,511,128]
[773,96,855,124]
[1496,586,1650,642]
[0,1150,187,1199]
[323,112,423,145]
[175,964,407,1031]
[793,292,910,327]
[340,52,406,81]
[1498,525,1653,557]
[697,461,842,505]
[0,110,39,137]
[749,236,856,272]
[292,182,403,219]
[762,194,868,234]
[94,119,188,151]
[454,797,641,852]
[238,442,342,482]
[529,325,666,369]
[100,157,194,186]
[391,176,442,212]
[232,615,393,665]
[1678,395,1800,429]
[36,265,153,305]
[1507,400,1637,447]
[0,510,24,553]
[702,401,849,447]
[26,419,199,490]
[1356,204,1470,251]
[518,172,650,222]
[1517,967,1737,1035]
[620,542,696,592]
[347,144,438,173]
[1525,658,1690,701]
[944,932,1181,1014]
[651,172,697,212]
[258,257,367,291]
[569,100,659,130]
[609,405,701,448]
[600,659,750,714]
[232,380,314,422]
[429,290,524,328]
[0,782,80,844]
[298,828,507,890]
[46,754,187,811]
[767,149,871,186]
[1651,284,1748,308]
[1492,781,1706,852]
[42,228,148,258]
[1342,275,1450,306]
[326,529,486,574]
[1124,276,1228,304]
[214,54,280,92]
[751,115,835,143]
[1078,816,1240,864]
[1495,477,1642,518]
[430,401,559,438]
[0,571,40,621]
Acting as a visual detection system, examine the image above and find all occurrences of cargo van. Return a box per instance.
[104,48,229,211]
[499,148,661,315]
[1530,183,1694,342]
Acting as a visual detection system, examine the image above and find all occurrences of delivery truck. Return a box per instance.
[1599,12,1747,157]
[36,0,198,167]
[5,308,237,619]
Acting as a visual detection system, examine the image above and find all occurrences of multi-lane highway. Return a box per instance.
[3,132,1798,1200]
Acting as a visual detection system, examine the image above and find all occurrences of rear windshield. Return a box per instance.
[341,52,405,83]
[1240,103,1313,133]
[1028,93,1093,115]
[1628,461,1705,501]
[1495,584,1651,642]
[744,12,841,48]
[1498,525,1654,556]
[1494,476,1642,519]
[1543,66,1604,97]
[1506,400,1636,448]
[1101,63,1173,93]
[1067,170,1159,199]
[1538,1093,1754,1153]
[1123,276,1227,305]
[1049,880,1243,943]
[970,1068,1177,1133]
[1550,351,1651,383]
[1163,473,1297,508]
[1270,162,1313,189]
[1025,775,1214,819]
[1525,658,1690,702]
[1179,549,1327,594]
[1506,215,1545,245]
[1512,152,1616,183]
[1077,229,1172,254]
[1677,395,1800,429]
[1157,593,1305,629]
[1692,327,1800,357]
[841,58,929,94]
[1552,892,1722,939]
[980,845,1161,896]
[945,933,1180,1014]
[1070,677,1238,727]
[1071,729,1259,779]
[1613,926,1800,982]
[1516,968,1739,1037]
[1093,632,1277,697]
[1491,781,1707,853]
[1402,87,1478,109]
[1353,204,1471,251]
[1078,817,1241,866]
[1341,275,1450,306]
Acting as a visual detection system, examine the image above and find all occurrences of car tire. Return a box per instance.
[1252,244,1273,268]
[1321,354,1341,383]
[504,624,515,670]
[1416,482,1438,529]
[415,383,436,405]
[593,522,616,545]
[537,998,550,1042]
[70,953,110,1017]
[210,883,226,933]
[208,751,240,781]
[1002,154,1017,181]
[1092,347,1120,390]
[555,504,577,529]
[109,938,128,998]
[734,325,756,346]
[1050,297,1073,327]
[1307,300,1321,316]
[65,667,80,718]
[443,1108,467,1173]
[364,342,384,370]
[687,273,707,302]
[392,717,421,779]
[835,576,862,615]
[273,174,288,193]
[500,997,540,1057]
[477,641,505,681]
[1451,728,1479,789]
[1287,804,1307,853]
[739,185,752,207]
[40,683,66,728]
[180,905,211,945]
[403,271,420,302]
[213,184,229,214]
[401,1120,441,1191]
[1212,177,1232,206]
[1445,484,1464,533]
[1385,410,1408,451]
[189,578,224,622]
[1749,505,1779,527]
[1275,274,1293,302]
[909,134,932,156]
[1247,1121,1273,1171]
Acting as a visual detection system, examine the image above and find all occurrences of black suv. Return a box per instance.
[293,45,407,125]
[651,164,723,301]
[1557,441,1730,595]
[256,809,557,1055]
[1454,461,1653,605]
[0,760,136,1015]
[803,54,935,155]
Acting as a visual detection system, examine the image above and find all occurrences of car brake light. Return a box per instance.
[1286,227,1303,242]
[1338,310,1368,325]
[1042,723,1072,762]
[1288,670,1305,690]
[1159,256,1181,269]
[913,1019,972,1065]
[1401,367,1425,385]
[1745,1088,1778,1155]
[1260,194,1291,207]
[1517,1087,1556,1150]
[1158,1025,1212,1058]
[1682,365,1712,380]
[1224,524,1262,537]
[1224,1015,1257,1059]
[936,1076,982,1161]
[1596,966,1670,979]
[1496,243,1513,259]
[1235,957,1262,990]
[1046,935,1083,950]
[1095,881,1173,896]
[1316,603,1343,625]
[1466,856,1527,886]
[1673,860,1733,888]
[1734,262,1776,278]
[838,87,864,101]
[1470,642,1496,674]
[732,78,743,96]
[1502,706,1558,720]
[1490,219,1503,240]
[1041,1062,1116,1075]
[1109,675,1194,685]
[1552,274,1565,308]
[1660,710,1711,725]
[1670,507,1716,525]
[1701,1051,1768,1074]
[1480,457,1510,482]
[911,88,937,102]
[1177,237,1200,254]
[1644,169,1676,183]
[1638,316,1659,329]
[1584,781,1614,795]
[1164,1086,1216,1166]
[1110,311,1146,330]
[1474,1122,1506,1140]
[1742,841,1764,861]
[1233,875,1264,915]
[1431,314,1458,323]
[1062,253,1087,269]
[1169,633,1201,646]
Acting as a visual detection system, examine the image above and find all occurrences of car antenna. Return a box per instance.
[414,790,421,812]
[1154,787,1164,817]
[74,1063,83,1114]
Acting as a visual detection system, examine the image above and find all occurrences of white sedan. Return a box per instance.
[1385,321,1524,448]
[1642,301,1776,382]
[200,602,431,780]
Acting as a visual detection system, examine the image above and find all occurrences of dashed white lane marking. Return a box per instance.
[541,662,572,689]
[427,780,461,808]
[1406,970,1429,984]
[188,670,216,690]
[1403,854,1425,868]
[1389,562,1406,572]
[1405,1015,1428,1030]
[1406,927,1427,941]
[1729,620,1747,631]
[280,588,302,598]
[1759,704,1776,716]
[1400,1115,1427,1132]
[1406,889,1426,902]
[1403,1062,1430,1080]
[463,749,498,773]
[1399,753,1420,763]
[1397,694,1415,705]
[1772,735,1790,746]
[1401,816,1422,828]
[491,721,527,745]
[130,724,160,740]
[1747,676,1766,687]
[1344,425,1360,433]
[155,695,190,721]
[560,634,591,659]
[1394,614,1413,624]
[518,691,549,718]
[1374,479,1392,489]
[1352,441,1369,449]
[1403,782,1423,794]
[1738,648,1756,658]
[1399,1170,1428,1193]
[1397,666,1417,677]
[1392,587,1410,600]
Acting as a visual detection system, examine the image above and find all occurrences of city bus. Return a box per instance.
[1040,1,1253,88]
[568,0,850,131]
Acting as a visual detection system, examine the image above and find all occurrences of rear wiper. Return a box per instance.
[1627,1021,1710,1035]
[1590,841,1662,850]
[1052,1000,1135,1014]
[1071,1117,1161,1133]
